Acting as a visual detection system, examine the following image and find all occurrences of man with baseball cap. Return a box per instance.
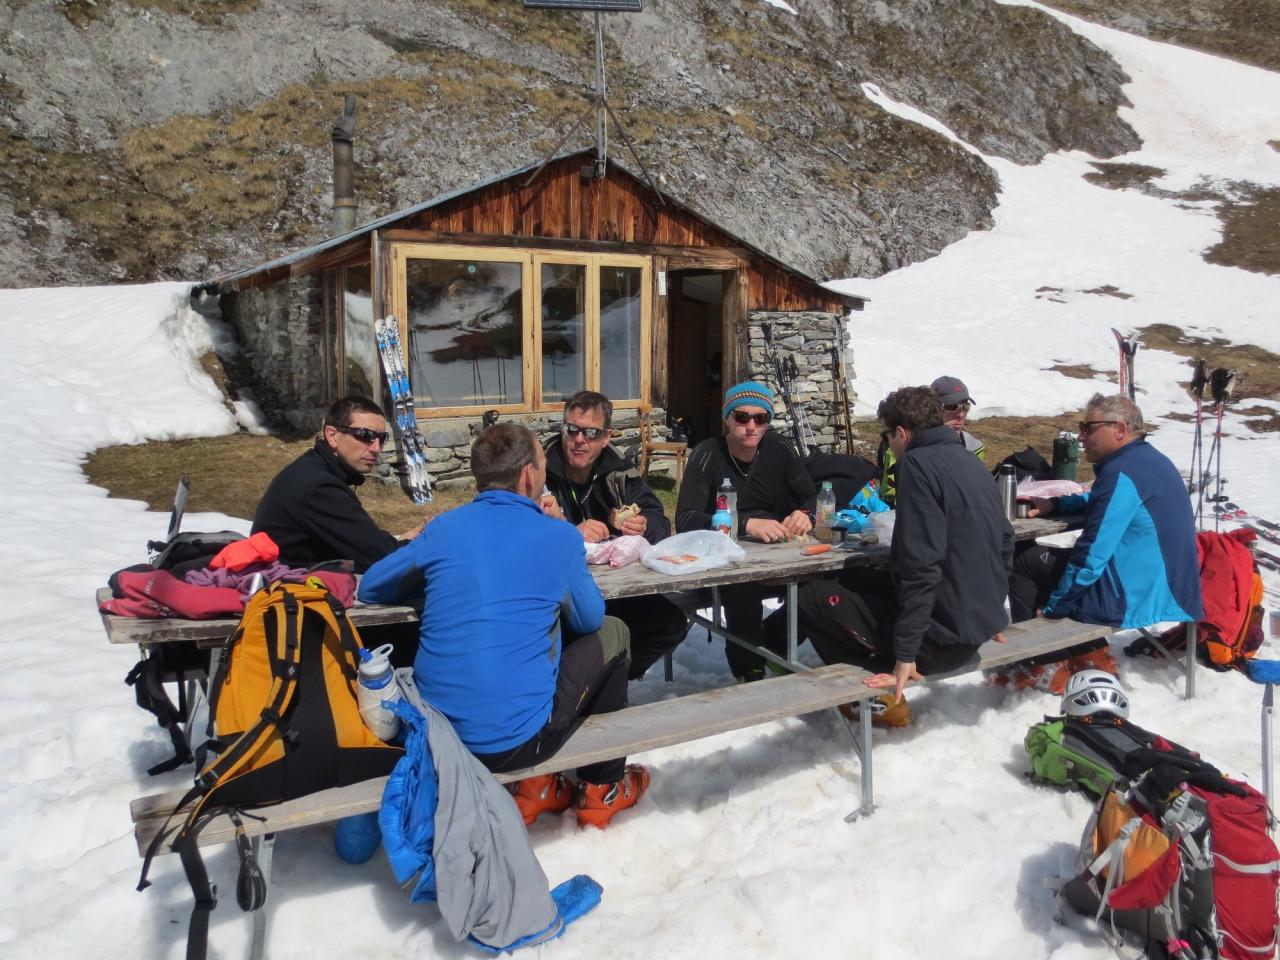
[878,375,986,506]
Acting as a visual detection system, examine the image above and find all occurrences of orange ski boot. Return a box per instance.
[575,764,650,829]
[510,773,575,825]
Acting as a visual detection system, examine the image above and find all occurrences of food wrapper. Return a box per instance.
[586,534,650,569]
[641,530,746,576]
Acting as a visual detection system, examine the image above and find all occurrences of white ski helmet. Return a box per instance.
[1061,669,1129,719]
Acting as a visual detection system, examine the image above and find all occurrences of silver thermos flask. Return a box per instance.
[997,463,1017,521]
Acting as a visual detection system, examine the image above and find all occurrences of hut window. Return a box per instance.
[599,264,643,401]
[404,256,525,409]
[342,265,378,397]
[538,261,587,404]
[390,243,649,416]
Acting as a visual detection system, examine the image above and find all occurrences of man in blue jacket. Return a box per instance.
[359,423,649,829]
[1011,393,1202,627]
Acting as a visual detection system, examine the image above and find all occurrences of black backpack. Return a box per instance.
[993,445,1051,481]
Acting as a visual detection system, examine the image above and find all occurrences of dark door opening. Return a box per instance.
[666,269,732,446]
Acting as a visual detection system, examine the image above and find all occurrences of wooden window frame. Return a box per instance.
[389,242,650,417]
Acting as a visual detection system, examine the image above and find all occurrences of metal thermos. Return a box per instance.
[1052,432,1079,481]
[997,463,1017,521]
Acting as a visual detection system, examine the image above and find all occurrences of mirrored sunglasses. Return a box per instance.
[943,401,972,412]
[562,422,608,441]
[732,411,771,425]
[335,425,389,445]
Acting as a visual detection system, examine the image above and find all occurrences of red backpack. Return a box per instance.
[1142,530,1264,669]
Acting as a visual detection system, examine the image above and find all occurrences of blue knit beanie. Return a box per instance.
[723,381,776,420]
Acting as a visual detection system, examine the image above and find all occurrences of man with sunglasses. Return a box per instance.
[676,381,816,682]
[253,395,425,573]
[540,391,690,680]
[1008,393,1200,628]
[877,376,986,507]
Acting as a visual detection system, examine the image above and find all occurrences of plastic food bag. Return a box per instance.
[1017,478,1087,498]
[869,510,896,543]
[586,535,650,569]
[641,530,746,576]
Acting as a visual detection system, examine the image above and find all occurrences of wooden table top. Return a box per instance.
[99,516,1067,647]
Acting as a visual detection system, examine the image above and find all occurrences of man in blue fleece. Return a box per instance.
[358,423,649,829]
[1011,393,1202,627]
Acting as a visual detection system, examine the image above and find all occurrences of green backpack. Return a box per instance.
[1024,715,1207,798]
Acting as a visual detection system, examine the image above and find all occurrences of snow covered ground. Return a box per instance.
[2,6,1279,959]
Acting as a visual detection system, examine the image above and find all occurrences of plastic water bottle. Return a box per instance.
[815,481,836,543]
[356,643,401,741]
[716,477,738,538]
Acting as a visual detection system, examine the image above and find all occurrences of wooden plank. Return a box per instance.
[131,611,1111,855]
[132,662,880,853]
[972,616,1110,671]
[99,587,419,646]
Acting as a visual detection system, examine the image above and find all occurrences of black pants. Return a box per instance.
[472,617,630,785]
[606,595,690,680]
[793,573,982,677]
[721,582,790,679]
[1008,543,1071,622]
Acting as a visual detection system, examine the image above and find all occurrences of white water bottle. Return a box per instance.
[356,643,402,741]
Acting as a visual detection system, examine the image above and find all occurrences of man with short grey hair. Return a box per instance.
[1010,393,1201,627]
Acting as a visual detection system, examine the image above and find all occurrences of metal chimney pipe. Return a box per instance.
[330,95,357,236]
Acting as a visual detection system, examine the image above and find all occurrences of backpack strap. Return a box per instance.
[194,590,303,792]
[124,655,194,776]
[317,592,361,681]
[140,588,305,891]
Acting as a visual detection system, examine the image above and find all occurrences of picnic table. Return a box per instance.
[100,516,1070,652]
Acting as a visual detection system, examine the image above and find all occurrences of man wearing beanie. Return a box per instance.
[675,380,816,681]
[877,375,986,507]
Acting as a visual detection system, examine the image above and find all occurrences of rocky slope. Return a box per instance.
[0,0,1140,287]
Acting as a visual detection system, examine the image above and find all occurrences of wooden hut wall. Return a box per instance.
[394,155,849,314]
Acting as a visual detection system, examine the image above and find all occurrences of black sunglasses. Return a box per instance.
[334,425,389,445]
[731,411,771,426]
[1078,419,1119,435]
[562,422,608,441]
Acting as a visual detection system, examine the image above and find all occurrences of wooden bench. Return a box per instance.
[132,614,1109,847]
[131,614,1110,960]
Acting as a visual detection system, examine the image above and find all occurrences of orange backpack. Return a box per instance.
[139,581,403,959]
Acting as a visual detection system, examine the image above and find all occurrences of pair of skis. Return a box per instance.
[761,321,817,459]
[374,316,433,504]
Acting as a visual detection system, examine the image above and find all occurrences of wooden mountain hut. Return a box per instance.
[196,149,865,477]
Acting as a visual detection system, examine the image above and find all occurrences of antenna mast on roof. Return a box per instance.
[521,0,663,202]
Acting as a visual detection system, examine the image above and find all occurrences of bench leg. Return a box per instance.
[663,651,674,683]
[837,699,875,822]
[1184,622,1196,700]
[248,833,276,960]
[786,581,799,665]
[1263,683,1275,834]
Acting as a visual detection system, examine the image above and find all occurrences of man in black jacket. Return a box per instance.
[541,390,689,680]
[675,381,816,681]
[795,386,1012,707]
[253,395,424,572]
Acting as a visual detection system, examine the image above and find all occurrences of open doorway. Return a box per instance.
[666,269,733,446]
